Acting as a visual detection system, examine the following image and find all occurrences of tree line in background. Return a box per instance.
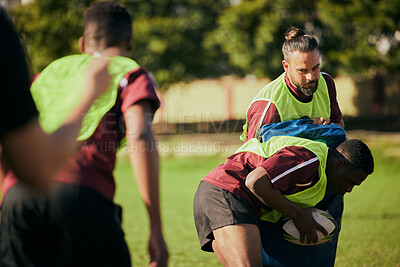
[10,0,400,90]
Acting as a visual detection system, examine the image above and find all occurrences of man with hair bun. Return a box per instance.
[239,26,346,266]
[241,26,344,143]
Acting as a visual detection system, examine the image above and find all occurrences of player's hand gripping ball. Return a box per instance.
[282,209,338,245]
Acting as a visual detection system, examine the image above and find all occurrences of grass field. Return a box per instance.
[114,132,400,266]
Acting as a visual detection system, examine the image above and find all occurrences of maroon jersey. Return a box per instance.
[244,73,342,141]
[2,67,160,201]
[202,146,320,217]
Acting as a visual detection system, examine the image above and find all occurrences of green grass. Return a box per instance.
[335,141,400,266]
[114,155,225,266]
[114,139,400,266]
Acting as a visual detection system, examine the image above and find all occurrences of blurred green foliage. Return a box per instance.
[123,0,233,88]
[317,0,400,78]
[10,0,400,89]
[11,0,89,74]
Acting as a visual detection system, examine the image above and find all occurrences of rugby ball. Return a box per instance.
[282,209,337,246]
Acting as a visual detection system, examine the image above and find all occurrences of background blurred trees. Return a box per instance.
[318,0,400,78]
[204,0,326,79]
[9,0,399,90]
[121,0,233,87]
[11,0,89,73]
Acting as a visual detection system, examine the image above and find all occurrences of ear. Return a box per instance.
[79,37,85,53]
[333,159,345,170]
[282,60,289,72]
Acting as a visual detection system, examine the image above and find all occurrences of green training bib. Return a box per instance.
[31,54,139,140]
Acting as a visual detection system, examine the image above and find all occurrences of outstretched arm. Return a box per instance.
[125,101,168,267]
[246,167,327,244]
[1,58,111,191]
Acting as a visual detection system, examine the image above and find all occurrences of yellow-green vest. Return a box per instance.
[31,54,139,141]
[240,73,331,141]
[235,136,328,222]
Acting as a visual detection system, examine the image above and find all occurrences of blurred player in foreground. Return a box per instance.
[0,2,168,266]
[0,7,111,191]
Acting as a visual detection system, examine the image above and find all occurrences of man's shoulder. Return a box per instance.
[123,67,146,82]
[118,67,160,114]
[266,72,286,87]
[254,73,286,100]
[120,67,158,90]
[321,72,337,94]
[321,72,334,83]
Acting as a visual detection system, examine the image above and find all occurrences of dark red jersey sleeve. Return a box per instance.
[257,146,320,195]
[120,67,161,115]
[245,101,281,141]
[322,72,342,124]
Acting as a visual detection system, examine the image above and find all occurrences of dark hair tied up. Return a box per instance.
[282,26,318,61]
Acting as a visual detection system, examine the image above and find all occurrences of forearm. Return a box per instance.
[1,119,60,190]
[127,129,168,266]
[128,134,162,228]
[50,56,112,160]
[123,83,168,266]
[0,57,111,190]
[49,93,97,163]
[246,167,302,219]
[246,167,326,243]
[2,113,90,191]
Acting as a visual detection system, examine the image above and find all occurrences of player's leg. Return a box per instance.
[212,223,262,267]
[193,181,261,265]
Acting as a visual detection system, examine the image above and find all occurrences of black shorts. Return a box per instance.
[0,183,131,267]
[193,181,259,252]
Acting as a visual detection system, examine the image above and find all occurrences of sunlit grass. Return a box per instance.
[335,141,400,266]
[114,154,224,266]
